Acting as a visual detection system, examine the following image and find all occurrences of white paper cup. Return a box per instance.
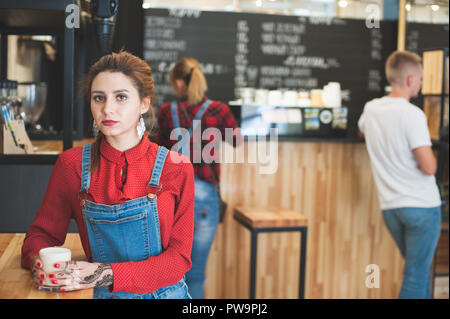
[254,89,268,105]
[268,90,282,106]
[282,90,298,106]
[39,247,71,286]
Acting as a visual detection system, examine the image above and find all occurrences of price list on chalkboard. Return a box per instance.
[143,9,236,108]
[143,9,396,137]
[406,23,449,54]
[237,16,395,96]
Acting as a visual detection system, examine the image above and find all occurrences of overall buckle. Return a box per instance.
[78,191,88,208]
[147,184,162,200]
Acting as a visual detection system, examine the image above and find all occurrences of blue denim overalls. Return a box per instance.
[79,143,190,299]
[171,100,220,298]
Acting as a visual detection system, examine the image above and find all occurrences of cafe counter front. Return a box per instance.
[206,139,405,299]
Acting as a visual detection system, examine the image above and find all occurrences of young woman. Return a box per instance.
[21,51,195,299]
[157,57,242,299]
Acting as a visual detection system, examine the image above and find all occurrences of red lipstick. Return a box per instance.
[102,120,119,126]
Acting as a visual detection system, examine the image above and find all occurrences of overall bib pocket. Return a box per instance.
[85,210,150,263]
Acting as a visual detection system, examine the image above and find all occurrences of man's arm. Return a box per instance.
[413,145,437,176]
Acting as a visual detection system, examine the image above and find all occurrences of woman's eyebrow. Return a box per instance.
[92,89,129,94]
[113,89,129,94]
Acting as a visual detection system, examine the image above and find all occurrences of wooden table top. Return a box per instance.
[234,206,308,229]
[0,233,92,299]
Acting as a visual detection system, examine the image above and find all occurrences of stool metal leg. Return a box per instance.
[299,227,307,299]
[250,229,258,299]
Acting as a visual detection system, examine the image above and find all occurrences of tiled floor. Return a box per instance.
[434,276,449,299]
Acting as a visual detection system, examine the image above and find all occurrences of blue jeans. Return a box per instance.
[185,177,220,299]
[382,206,441,299]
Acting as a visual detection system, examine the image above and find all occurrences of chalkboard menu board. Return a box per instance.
[405,22,449,108]
[144,8,397,137]
[406,22,449,54]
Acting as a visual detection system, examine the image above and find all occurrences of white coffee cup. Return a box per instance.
[268,90,282,106]
[39,247,71,286]
[322,82,341,108]
[240,87,255,105]
[282,90,298,106]
[254,89,268,105]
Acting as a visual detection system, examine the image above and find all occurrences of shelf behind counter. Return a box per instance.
[0,139,95,165]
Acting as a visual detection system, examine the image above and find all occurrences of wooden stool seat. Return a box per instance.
[233,206,308,299]
[234,206,308,229]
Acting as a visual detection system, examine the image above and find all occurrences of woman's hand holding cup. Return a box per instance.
[33,247,72,292]
[32,247,113,292]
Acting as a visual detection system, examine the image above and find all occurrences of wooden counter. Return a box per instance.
[205,141,406,299]
[0,234,92,299]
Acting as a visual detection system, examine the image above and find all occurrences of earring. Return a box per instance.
[92,120,99,137]
[137,115,146,139]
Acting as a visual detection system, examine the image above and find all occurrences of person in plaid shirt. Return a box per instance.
[156,57,242,298]
[157,97,241,184]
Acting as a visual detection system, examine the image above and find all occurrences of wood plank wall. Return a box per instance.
[204,141,405,298]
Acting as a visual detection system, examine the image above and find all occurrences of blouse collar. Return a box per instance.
[100,135,151,165]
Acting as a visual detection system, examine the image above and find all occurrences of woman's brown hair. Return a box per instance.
[169,57,208,106]
[84,50,156,172]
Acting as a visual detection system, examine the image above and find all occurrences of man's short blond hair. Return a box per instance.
[385,50,422,86]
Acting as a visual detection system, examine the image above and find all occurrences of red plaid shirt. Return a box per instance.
[156,96,242,184]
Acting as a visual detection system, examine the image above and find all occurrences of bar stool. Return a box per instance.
[234,206,308,299]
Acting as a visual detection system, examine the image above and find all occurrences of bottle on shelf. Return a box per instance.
[0,80,13,124]
[1,79,26,128]
[9,81,23,120]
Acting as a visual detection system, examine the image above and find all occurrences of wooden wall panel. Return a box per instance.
[424,96,443,140]
[422,50,444,95]
[204,142,404,299]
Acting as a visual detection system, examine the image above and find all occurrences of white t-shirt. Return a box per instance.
[358,96,441,210]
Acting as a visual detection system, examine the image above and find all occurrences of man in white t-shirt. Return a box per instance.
[358,50,441,299]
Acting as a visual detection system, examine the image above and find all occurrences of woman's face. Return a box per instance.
[90,71,149,140]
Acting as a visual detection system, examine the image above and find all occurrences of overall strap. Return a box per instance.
[187,99,212,137]
[171,99,212,134]
[80,143,92,193]
[171,101,182,142]
[148,145,169,192]
[171,101,187,156]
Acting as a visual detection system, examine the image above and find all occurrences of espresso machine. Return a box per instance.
[5,0,119,140]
